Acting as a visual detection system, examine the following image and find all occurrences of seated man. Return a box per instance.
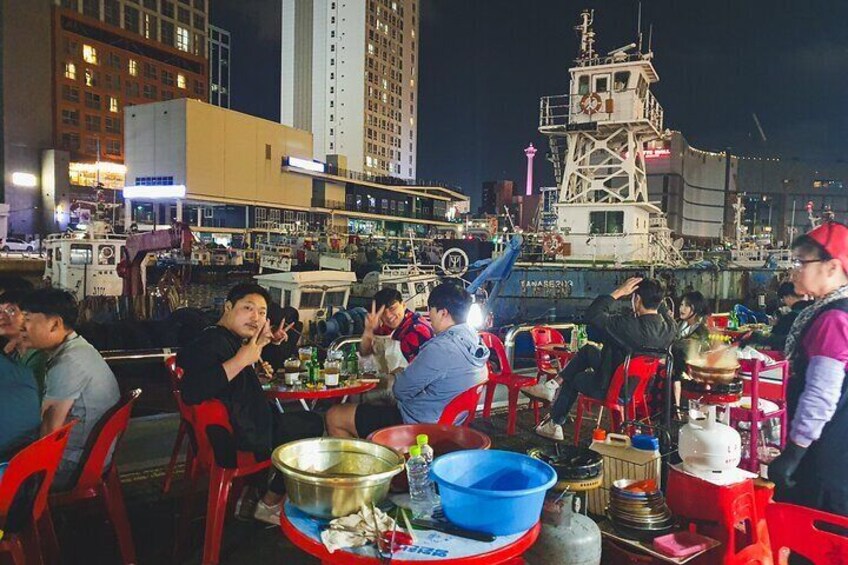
[534,278,677,441]
[0,354,41,461]
[21,289,120,490]
[177,283,324,525]
[326,283,489,439]
[745,281,813,351]
[360,287,434,369]
[0,289,48,395]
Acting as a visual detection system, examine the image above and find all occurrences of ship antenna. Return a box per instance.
[647,23,654,55]
[637,2,643,53]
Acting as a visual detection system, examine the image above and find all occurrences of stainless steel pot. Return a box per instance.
[272,438,405,519]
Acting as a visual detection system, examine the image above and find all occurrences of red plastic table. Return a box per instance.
[265,381,377,411]
[280,500,539,565]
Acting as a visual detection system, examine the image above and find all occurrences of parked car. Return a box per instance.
[2,237,35,252]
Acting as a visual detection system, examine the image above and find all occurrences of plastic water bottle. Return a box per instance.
[406,446,439,519]
[416,434,434,465]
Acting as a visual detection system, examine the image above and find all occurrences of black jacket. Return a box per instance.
[177,326,272,456]
[749,300,813,351]
[585,295,678,389]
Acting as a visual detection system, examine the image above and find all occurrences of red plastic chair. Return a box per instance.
[529,326,570,425]
[766,502,848,564]
[731,359,789,473]
[50,389,141,565]
[0,422,75,565]
[480,332,536,436]
[438,381,487,426]
[573,355,661,445]
[178,399,271,565]
[162,356,196,494]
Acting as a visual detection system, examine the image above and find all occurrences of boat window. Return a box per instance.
[325,291,346,308]
[589,211,625,234]
[56,248,62,262]
[98,245,116,265]
[637,76,647,98]
[614,71,630,92]
[577,75,589,95]
[300,291,323,309]
[268,286,282,305]
[415,282,427,295]
[382,283,397,291]
[594,75,609,93]
[284,290,292,307]
[70,244,93,265]
[47,248,53,268]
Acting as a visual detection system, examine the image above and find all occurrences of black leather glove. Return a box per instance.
[768,442,807,490]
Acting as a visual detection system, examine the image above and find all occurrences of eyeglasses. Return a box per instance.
[791,258,826,270]
[0,306,18,317]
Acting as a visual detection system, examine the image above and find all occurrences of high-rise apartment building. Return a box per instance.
[54,0,208,164]
[2,0,209,235]
[208,25,231,108]
[280,0,418,179]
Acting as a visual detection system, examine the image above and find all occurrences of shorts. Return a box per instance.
[354,403,404,439]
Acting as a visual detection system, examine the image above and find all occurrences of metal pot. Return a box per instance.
[272,438,405,519]
[686,361,740,384]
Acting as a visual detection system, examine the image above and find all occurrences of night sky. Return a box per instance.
[211,0,848,208]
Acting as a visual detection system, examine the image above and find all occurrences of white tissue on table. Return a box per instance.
[320,504,397,553]
[736,346,777,365]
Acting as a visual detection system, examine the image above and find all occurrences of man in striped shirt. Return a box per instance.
[360,288,434,364]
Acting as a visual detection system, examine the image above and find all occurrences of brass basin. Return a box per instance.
[272,438,405,519]
[686,361,740,384]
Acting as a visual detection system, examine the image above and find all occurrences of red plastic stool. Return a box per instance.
[666,467,772,564]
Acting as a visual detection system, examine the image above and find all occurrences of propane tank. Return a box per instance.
[525,491,601,565]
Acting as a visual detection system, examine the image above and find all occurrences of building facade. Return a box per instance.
[208,24,230,108]
[124,99,464,245]
[2,0,209,237]
[280,0,419,179]
[646,132,738,242]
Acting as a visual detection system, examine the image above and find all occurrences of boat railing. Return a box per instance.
[503,322,577,368]
[327,336,361,354]
[643,90,664,133]
[730,247,792,265]
[540,88,664,134]
[681,249,705,262]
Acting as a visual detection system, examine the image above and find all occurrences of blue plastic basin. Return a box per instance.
[430,449,556,536]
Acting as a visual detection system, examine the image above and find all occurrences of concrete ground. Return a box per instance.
[52,403,589,565]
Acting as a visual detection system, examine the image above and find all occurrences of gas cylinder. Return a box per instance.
[525,492,601,565]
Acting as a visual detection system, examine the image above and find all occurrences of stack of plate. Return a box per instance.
[608,479,676,540]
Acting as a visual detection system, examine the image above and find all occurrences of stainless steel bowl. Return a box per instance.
[272,438,405,519]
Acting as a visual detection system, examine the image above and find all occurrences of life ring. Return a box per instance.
[99,246,114,259]
[580,93,603,115]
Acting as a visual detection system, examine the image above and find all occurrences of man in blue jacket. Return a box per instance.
[326,283,489,438]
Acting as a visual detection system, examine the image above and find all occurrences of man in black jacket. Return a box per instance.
[534,277,677,441]
[744,281,812,351]
[178,284,324,524]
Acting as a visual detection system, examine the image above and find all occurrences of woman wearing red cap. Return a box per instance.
[770,221,848,515]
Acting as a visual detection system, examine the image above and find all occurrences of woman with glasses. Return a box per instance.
[770,222,848,517]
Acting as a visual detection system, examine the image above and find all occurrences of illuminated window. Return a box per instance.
[177,73,186,89]
[83,44,98,64]
[84,69,95,87]
[128,59,138,77]
[176,27,189,51]
[109,97,119,113]
[64,62,77,80]
[368,43,374,55]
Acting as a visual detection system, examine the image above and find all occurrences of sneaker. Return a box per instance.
[253,500,281,526]
[535,418,565,441]
[522,379,560,402]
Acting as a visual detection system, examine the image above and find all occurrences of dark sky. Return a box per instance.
[211,0,848,208]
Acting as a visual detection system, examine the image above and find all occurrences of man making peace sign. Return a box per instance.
[178,283,324,525]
